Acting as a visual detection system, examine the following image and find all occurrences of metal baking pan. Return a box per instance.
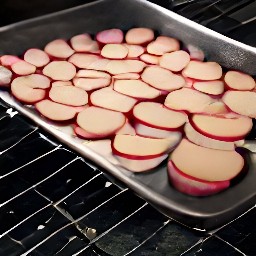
[0,0,256,231]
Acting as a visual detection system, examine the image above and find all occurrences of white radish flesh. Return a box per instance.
[68,53,103,69]
[70,34,99,53]
[185,44,204,61]
[159,50,190,72]
[24,48,50,67]
[182,61,222,80]
[73,77,111,91]
[171,139,244,182]
[11,74,51,89]
[0,66,12,86]
[43,61,76,81]
[76,69,111,79]
[49,85,88,106]
[164,88,216,113]
[52,81,73,87]
[124,44,145,58]
[116,120,136,135]
[203,101,229,115]
[224,71,255,91]
[44,39,74,58]
[106,60,146,74]
[11,60,36,75]
[0,55,21,66]
[96,29,124,44]
[113,79,160,99]
[101,44,128,59]
[74,125,109,139]
[140,54,159,64]
[35,99,77,121]
[146,36,180,55]
[222,91,256,118]
[90,87,137,113]
[141,66,185,91]
[125,28,154,45]
[193,80,224,95]
[113,73,140,80]
[77,106,126,135]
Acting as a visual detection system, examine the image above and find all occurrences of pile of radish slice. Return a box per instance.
[0,27,255,197]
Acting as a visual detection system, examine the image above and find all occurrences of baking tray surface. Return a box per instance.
[0,0,256,231]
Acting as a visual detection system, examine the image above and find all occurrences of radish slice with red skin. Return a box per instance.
[43,61,76,81]
[74,125,112,139]
[101,44,128,59]
[73,77,111,91]
[11,60,36,75]
[125,28,154,45]
[90,87,137,113]
[96,29,124,44]
[184,122,242,151]
[49,85,88,106]
[77,106,126,136]
[44,39,74,59]
[168,160,230,196]
[116,120,136,135]
[140,54,159,64]
[11,74,51,89]
[0,66,12,86]
[133,102,187,130]
[193,80,224,95]
[124,44,145,58]
[112,134,178,160]
[113,79,161,100]
[70,34,99,53]
[35,99,77,121]
[113,73,140,80]
[182,61,222,80]
[24,48,50,67]
[52,81,73,87]
[106,60,146,75]
[202,101,229,115]
[171,138,244,182]
[0,55,21,66]
[222,91,256,118]
[68,53,103,69]
[115,154,168,172]
[76,69,111,79]
[224,71,255,91]
[146,36,180,55]
[159,50,190,72]
[141,66,185,92]
[164,88,216,113]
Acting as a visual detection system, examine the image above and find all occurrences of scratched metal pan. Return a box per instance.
[0,0,256,231]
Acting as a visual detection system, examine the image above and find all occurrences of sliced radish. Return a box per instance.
[113,79,161,100]
[185,44,204,61]
[116,120,136,135]
[73,77,111,91]
[224,71,255,91]
[164,88,216,113]
[77,106,126,136]
[171,138,244,182]
[124,44,145,58]
[168,160,230,196]
[146,36,180,55]
[193,80,224,95]
[70,34,99,53]
[184,122,241,151]
[189,114,252,141]
[74,125,110,139]
[0,55,21,66]
[203,101,229,115]
[24,48,50,67]
[90,87,137,113]
[159,50,190,72]
[0,66,12,86]
[87,58,111,71]
[182,61,222,80]
[52,81,73,87]
[106,60,146,74]
[113,73,140,80]
[141,66,185,91]
[35,99,77,121]
[134,122,182,139]
[49,85,88,106]
[11,60,36,75]
[76,69,111,79]
[133,102,187,130]
[68,53,102,69]
[222,91,256,118]
[125,28,154,45]
[96,29,124,44]
[43,61,76,81]
[112,134,177,159]
[101,44,128,59]
[44,39,74,58]
[11,74,51,89]
[140,54,159,64]
[115,154,168,172]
